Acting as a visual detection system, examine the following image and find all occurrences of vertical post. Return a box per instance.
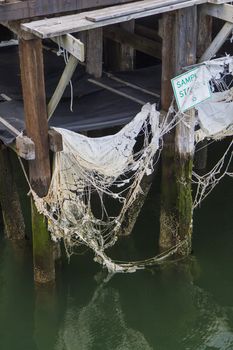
[160,7,197,254]
[0,148,25,239]
[159,12,177,250]
[104,20,135,71]
[19,38,55,283]
[86,28,103,78]
[194,11,212,171]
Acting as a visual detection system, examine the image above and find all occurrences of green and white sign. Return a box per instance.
[171,65,212,112]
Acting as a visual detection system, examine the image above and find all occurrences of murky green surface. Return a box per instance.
[0,160,232,350]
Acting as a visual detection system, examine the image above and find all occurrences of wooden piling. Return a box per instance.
[104,21,135,71]
[19,38,55,283]
[160,7,197,255]
[86,28,103,78]
[159,12,177,251]
[0,148,25,239]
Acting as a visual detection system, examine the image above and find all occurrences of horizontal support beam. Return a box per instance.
[51,34,85,61]
[0,0,136,22]
[202,3,233,23]
[21,0,206,39]
[104,26,161,59]
[135,24,161,42]
[10,135,35,160]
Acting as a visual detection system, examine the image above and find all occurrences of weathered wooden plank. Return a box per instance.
[15,135,35,160]
[48,54,78,120]
[208,0,229,3]
[51,34,85,62]
[202,3,233,23]
[19,38,55,283]
[21,0,206,39]
[200,21,233,61]
[86,0,194,22]
[104,25,162,59]
[86,28,103,78]
[0,0,136,22]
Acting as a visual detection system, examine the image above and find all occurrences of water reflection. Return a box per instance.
[0,173,232,350]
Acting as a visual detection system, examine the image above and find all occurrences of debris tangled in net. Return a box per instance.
[192,56,233,207]
[29,103,185,273]
[24,56,232,273]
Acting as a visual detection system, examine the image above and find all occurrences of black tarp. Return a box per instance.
[0,46,161,145]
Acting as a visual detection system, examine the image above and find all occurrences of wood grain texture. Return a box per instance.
[19,38,50,198]
[21,0,206,38]
[19,38,55,283]
[86,28,103,78]
[0,0,136,21]
[104,25,161,59]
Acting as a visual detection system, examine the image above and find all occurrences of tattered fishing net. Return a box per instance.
[192,57,233,207]
[25,56,232,272]
[31,103,182,273]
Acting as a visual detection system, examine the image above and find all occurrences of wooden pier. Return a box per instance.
[0,0,232,282]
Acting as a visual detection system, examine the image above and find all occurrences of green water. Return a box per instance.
[0,171,232,349]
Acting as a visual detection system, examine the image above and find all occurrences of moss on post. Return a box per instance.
[32,201,55,283]
[160,7,197,256]
[175,155,193,255]
[19,38,55,283]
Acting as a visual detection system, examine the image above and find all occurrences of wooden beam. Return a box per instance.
[104,26,162,59]
[85,0,199,22]
[202,4,233,23]
[51,34,85,62]
[20,0,207,39]
[135,24,161,42]
[48,54,78,120]
[86,28,103,78]
[0,0,136,22]
[2,20,35,40]
[19,38,55,283]
[15,135,35,160]
[200,21,233,61]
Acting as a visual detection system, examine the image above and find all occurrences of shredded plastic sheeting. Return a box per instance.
[196,89,233,140]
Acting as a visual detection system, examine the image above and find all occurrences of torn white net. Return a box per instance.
[25,56,232,272]
[31,103,184,273]
[193,57,233,207]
